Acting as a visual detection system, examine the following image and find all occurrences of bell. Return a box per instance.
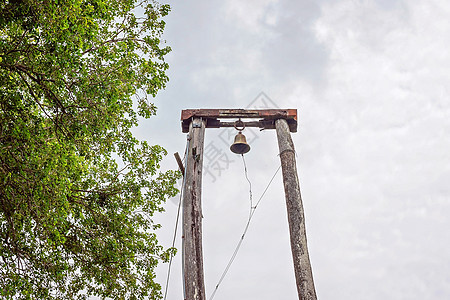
[230,132,250,154]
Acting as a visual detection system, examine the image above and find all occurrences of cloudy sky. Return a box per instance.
[134,0,450,299]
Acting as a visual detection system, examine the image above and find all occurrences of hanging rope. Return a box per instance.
[163,139,189,300]
[208,157,282,300]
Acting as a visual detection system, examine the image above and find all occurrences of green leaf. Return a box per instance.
[0,0,177,299]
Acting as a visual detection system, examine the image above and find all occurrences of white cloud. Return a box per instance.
[146,0,450,299]
[224,0,281,34]
[300,0,450,298]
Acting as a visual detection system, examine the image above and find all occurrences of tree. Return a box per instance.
[0,0,179,299]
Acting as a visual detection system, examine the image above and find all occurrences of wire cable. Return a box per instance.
[208,159,282,300]
[163,186,183,300]
[163,138,189,300]
[241,154,254,219]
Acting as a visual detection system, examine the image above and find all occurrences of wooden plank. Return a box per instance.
[182,118,206,300]
[174,152,185,176]
[181,108,297,120]
[181,109,297,133]
[275,118,317,300]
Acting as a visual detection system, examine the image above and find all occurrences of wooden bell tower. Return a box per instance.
[180,109,317,300]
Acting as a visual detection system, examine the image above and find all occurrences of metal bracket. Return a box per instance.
[192,118,203,128]
[192,147,200,162]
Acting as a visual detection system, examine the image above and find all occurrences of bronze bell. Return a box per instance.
[230,132,250,154]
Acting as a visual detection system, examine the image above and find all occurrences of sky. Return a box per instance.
[132,0,450,299]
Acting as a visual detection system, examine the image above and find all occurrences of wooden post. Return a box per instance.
[275,118,317,300]
[174,152,185,176]
[182,118,206,300]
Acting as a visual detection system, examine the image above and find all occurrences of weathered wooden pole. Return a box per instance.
[182,118,206,300]
[275,118,317,300]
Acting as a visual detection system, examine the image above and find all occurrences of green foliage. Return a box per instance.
[0,0,179,299]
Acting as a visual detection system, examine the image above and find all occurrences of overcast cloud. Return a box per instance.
[132,0,450,299]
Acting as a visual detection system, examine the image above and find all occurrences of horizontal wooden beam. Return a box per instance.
[181,109,297,133]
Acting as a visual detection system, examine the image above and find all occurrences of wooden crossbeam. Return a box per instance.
[181,109,297,133]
